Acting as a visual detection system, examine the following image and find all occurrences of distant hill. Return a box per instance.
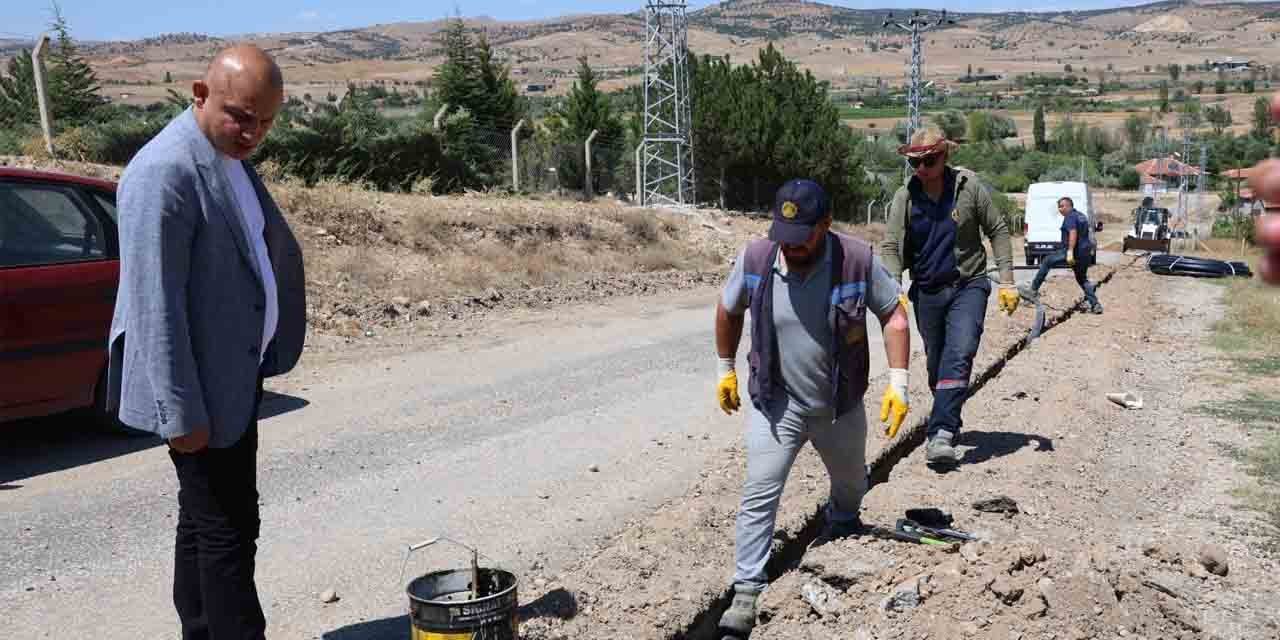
[4,0,1276,93]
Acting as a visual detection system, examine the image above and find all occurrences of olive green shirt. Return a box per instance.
[881,167,1015,286]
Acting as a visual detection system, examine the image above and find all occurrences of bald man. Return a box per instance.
[107,45,306,640]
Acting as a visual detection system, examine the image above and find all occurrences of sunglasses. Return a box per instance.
[908,153,944,169]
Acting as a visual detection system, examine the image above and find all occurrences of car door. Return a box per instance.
[0,178,118,421]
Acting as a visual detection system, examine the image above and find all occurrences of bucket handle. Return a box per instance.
[399,536,500,602]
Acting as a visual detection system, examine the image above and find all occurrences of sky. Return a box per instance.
[0,1,1260,42]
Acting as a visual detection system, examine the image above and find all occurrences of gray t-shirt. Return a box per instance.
[722,237,902,415]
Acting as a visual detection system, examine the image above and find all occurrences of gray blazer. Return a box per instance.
[106,108,306,448]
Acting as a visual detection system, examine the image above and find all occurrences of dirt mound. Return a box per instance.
[1133,15,1194,33]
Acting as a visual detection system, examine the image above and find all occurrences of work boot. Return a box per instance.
[925,431,962,468]
[815,515,865,545]
[1017,284,1040,303]
[718,584,760,638]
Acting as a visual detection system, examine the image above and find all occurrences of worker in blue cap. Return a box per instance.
[712,178,913,638]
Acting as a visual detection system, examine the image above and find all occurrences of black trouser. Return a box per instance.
[169,384,265,640]
[909,277,991,439]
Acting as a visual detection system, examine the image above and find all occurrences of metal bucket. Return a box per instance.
[401,538,518,640]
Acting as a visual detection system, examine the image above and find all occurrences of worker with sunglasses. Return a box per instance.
[881,127,1019,469]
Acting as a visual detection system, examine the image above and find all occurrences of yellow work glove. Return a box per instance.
[717,357,741,415]
[1066,251,1076,266]
[997,285,1020,315]
[880,368,910,438]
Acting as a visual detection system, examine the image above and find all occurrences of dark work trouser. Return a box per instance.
[1032,250,1100,308]
[910,277,991,440]
[169,383,265,640]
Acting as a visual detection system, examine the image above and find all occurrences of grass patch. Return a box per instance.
[1211,276,1280,357]
[1234,434,1280,536]
[1196,392,1280,429]
[1206,264,1280,538]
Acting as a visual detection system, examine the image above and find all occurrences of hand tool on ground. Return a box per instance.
[898,518,976,543]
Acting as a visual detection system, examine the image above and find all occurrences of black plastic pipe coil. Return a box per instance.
[1148,254,1254,279]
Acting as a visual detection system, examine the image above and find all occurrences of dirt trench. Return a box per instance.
[511,259,1263,640]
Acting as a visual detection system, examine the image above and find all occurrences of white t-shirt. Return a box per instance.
[222,156,279,365]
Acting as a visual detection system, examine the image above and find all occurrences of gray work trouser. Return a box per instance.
[732,399,868,590]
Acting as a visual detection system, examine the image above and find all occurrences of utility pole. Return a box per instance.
[510,119,525,192]
[883,9,953,169]
[1174,128,1187,225]
[585,129,599,200]
[641,0,696,208]
[32,33,53,157]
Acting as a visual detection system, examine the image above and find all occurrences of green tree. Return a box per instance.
[556,56,623,194]
[433,19,483,118]
[1205,105,1233,135]
[0,51,39,127]
[1215,79,1228,95]
[688,44,874,217]
[1158,81,1170,113]
[0,5,102,129]
[46,3,101,124]
[1033,103,1047,152]
[967,111,993,143]
[1119,167,1141,190]
[1253,96,1273,140]
[933,110,966,141]
[474,33,523,131]
[1169,64,1180,83]
[1193,80,1205,94]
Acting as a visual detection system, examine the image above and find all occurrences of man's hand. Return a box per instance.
[1258,215,1280,285]
[169,427,210,453]
[880,369,910,438]
[1247,155,1280,285]
[997,285,1020,315]
[716,357,741,415]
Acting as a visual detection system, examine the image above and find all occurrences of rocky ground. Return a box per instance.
[516,264,1280,640]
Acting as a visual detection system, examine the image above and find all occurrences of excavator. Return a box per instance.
[1121,196,1172,254]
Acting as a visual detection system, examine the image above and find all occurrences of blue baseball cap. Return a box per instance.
[769,179,830,245]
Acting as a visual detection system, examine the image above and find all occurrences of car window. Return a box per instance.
[0,182,107,268]
[90,190,117,223]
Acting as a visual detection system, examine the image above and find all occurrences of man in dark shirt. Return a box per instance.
[881,127,1019,469]
[1021,196,1102,314]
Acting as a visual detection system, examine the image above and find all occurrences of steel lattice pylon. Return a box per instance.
[883,10,952,173]
[641,0,695,207]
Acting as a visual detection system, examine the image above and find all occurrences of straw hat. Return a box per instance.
[897,126,959,158]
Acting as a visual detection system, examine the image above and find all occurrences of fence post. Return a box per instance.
[32,34,54,157]
[867,199,878,225]
[432,103,449,131]
[584,129,599,200]
[511,119,525,192]
[635,143,644,206]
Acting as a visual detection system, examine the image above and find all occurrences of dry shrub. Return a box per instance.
[634,242,688,272]
[272,179,386,244]
[335,248,391,292]
[618,210,662,244]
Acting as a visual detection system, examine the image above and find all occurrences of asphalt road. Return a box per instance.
[1,254,1108,639]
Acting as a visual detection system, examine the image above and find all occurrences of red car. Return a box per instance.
[1,167,120,425]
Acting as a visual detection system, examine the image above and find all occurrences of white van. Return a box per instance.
[1023,181,1097,266]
